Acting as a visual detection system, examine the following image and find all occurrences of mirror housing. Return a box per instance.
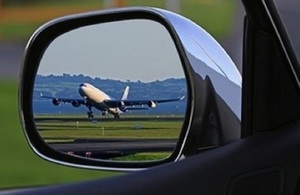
[19,7,241,171]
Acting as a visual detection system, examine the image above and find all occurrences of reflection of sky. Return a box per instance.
[38,19,185,82]
[159,9,242,86]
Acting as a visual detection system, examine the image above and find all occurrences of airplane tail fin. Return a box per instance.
[121,86,130,100]
[118,86,130,113]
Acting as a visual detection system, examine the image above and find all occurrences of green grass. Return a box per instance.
[181,1,236,38]
[36,115,183,141]
[0,23,41,42]
[0,80,120,189]
[0,0,236,41]
[5,0,103,7]
[128,0,236,38]
[34,115,182,162]
[113,152,170,161]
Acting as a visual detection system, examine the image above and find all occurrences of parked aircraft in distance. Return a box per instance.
[40,83,185,119]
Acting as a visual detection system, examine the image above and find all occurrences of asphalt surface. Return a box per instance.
[51,138,177,159]
[0,42,25,80]
[0,1,299,80]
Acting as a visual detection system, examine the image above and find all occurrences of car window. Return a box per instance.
[274,0,300,63]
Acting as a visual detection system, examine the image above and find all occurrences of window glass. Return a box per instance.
[274,0,300,62]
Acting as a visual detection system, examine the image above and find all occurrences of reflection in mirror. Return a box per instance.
[33,19,187,162]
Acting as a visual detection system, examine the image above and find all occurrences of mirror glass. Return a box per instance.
[33,19,187,162]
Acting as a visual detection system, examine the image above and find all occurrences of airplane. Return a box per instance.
[40,83,185,119]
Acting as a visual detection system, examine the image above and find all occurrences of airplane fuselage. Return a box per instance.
[78,83,118,115]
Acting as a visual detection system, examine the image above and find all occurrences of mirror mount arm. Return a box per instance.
[241,0,300,137]
[182,77,222,156]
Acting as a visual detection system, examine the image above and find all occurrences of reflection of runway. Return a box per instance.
[51,138,177,159]
[35,115,183,122]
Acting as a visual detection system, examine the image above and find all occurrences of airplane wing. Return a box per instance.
[40,93,86,107]
[104,96,185,108]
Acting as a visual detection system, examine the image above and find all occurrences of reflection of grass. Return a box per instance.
[35,114,184,142]
[112,152,170,161]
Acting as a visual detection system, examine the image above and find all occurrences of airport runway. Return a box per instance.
[51,138,177,159]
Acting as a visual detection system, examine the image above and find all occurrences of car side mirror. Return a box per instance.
[19,7,241,171]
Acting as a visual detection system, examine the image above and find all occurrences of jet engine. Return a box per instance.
[52,98,61,106]
[148,101,157,108]
[71,100,80,107]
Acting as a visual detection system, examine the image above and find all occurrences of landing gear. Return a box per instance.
[114,113,120,120]
[87,106,93,119]
[87,111,94,119]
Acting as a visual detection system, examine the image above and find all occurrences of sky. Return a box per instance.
[38,19,185,82]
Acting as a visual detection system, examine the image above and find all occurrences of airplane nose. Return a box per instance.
[78,84,86,96]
